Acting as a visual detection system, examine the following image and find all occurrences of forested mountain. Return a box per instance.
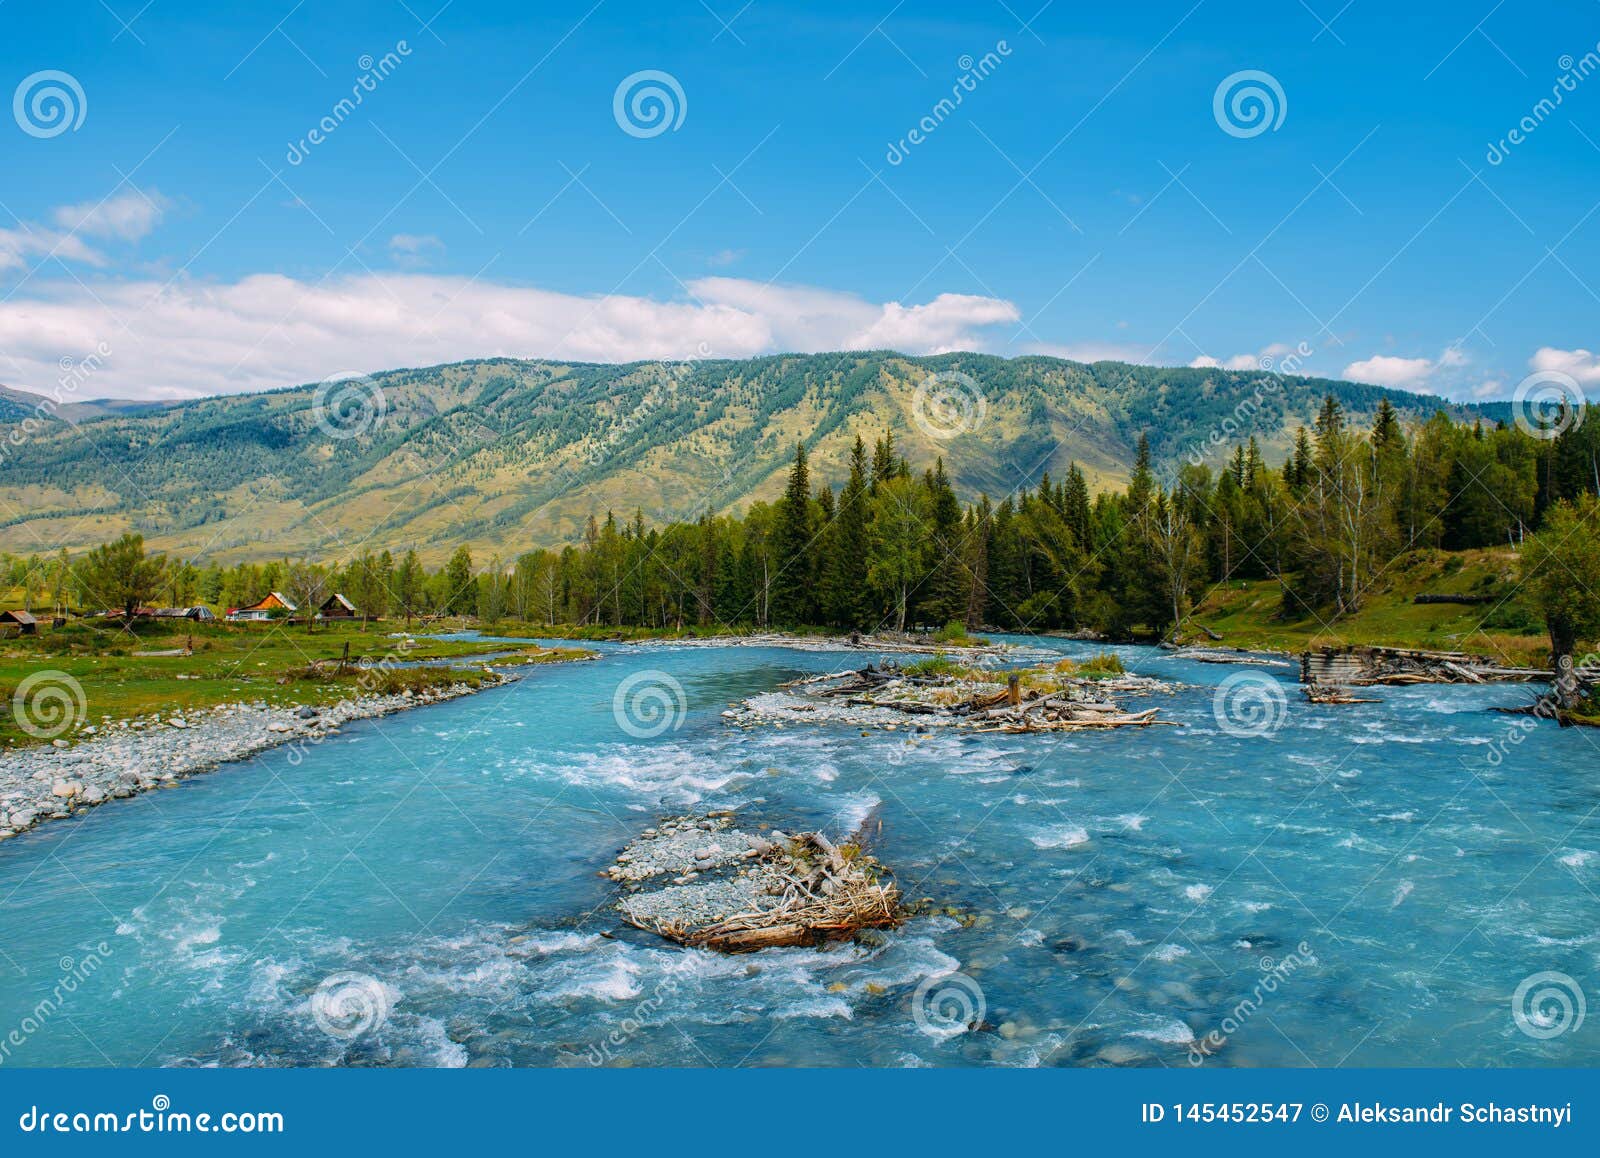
[0,352,1498,563]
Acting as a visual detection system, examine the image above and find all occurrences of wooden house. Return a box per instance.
[318,593,357,620]
[0,609,38,636]
[226,592,296,622]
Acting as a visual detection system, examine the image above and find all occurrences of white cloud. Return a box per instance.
[51,190,170,241]
[1342,354,1436,389]
[0,191,171,276]
[1529,346,1600,385]
[0,223,104,273]
[1190,353,1262,371]
[388,233,443,268]
[0,274,1022,400]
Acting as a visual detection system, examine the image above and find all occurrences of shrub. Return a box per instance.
[902,653,962,678]
[932,620,989,646]
[1077,651,1125,676]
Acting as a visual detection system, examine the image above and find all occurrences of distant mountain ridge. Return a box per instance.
[0,352,1500,563]
[0,383,170,423]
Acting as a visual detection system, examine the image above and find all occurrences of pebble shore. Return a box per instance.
[606,813,787,933]
[0,679,495,842]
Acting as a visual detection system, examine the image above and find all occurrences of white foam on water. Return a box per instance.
[826,791,883,836]
[1390,881,1414,908]
[540,744,748,804]
[1559,849,1595,869]
[774,996,854,1021]
[1130,1016,1195,1044]
[1184,884,1214,903]
[1151,944,1190,963]
[410,1015,469,1067]
[515,930,606,955]
[552,958,643,1002]
[1030,824,1090,849]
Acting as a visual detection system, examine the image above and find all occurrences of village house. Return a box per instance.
[0,608,38,636]
[225,592,297,622]
[152,606,217,621]
[317,593,357,620]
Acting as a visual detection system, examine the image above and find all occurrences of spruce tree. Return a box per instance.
[823,437,872,627]
[771,443,815,624]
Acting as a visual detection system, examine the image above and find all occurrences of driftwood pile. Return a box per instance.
[610,815,903,953]
[1165,646,1295,668]
[763,663,1172,734]
[1302,682,1380,705]
[1300,645,1549,687]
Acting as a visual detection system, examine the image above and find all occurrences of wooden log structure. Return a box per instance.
[1300,645,1549,686]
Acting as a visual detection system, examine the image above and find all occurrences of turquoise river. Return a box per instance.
[0,636,1595,1067]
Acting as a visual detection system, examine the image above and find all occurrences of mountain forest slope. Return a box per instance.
[0,352,1498,563]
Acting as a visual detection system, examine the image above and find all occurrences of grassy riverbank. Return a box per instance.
[1183,547,1550,667]
[0,619,593,748]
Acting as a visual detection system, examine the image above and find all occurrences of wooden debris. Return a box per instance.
[751,659,1176,732]
[1302,682,1380,705]
[1300,645,1549,686]
[613,818,903,953]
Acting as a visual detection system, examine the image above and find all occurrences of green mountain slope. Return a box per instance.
[0,352,1499,563]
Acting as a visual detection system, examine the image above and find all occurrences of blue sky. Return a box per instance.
[0,0,1597,400]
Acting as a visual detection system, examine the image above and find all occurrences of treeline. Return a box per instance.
[481,396,1598,637]
[6,396,1599,643]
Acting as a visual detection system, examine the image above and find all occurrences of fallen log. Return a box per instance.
[1302,683,1381,705]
